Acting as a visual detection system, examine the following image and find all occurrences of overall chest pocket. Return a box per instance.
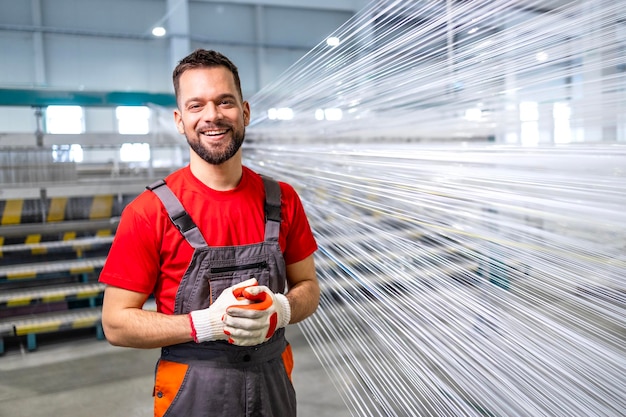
[207,260,271,305]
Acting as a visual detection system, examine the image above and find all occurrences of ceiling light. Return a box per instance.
[326,37,340,47]
[152,26,166,37]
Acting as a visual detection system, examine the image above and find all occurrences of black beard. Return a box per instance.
[187,129,245,165]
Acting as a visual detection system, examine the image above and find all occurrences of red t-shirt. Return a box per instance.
[99,165,318,314]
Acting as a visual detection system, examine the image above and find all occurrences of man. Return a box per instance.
[99,49,319,417]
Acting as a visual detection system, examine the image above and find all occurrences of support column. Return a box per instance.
[31,0,46,86]
[617,11,626,142]
[167,0,191,74]
[498,11,520,144]
[255,4,265,93]
[576,0,604,142]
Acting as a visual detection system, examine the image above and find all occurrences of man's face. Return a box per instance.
[174,67,250,165]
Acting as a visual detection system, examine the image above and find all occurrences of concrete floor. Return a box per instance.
[0,325,351,417]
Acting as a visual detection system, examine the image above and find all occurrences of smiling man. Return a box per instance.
[99,49,319,417]
[174,58,248,168]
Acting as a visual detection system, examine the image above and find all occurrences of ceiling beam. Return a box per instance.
[0,88,176,108]
[192,0,368,13]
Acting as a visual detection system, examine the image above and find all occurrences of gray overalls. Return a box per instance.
[147,176,296,417]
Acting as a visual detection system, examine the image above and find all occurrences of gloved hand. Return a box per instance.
[223,286,291,346]
[188,278,258,343]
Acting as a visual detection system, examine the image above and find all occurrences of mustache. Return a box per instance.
[196,122,232,131]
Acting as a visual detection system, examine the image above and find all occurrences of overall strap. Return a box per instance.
[261,175,281,243]
[146,179,208,249]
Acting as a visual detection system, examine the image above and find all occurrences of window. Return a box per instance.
[267,107,294,121]
[46,105,84,134]
[519,101,539,146]
[120,143,150,162]
[315,108,343,121]
[553,102,572,144]
[116,106,151,134]
[464,107,483,121]
[51,144,83,163]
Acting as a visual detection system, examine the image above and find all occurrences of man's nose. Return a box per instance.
[202,102,222,122]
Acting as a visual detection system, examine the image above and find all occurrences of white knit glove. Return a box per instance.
[188,278,258,343]
[223,286,291,347]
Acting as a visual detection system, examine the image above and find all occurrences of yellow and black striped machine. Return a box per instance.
[0,181,141,353]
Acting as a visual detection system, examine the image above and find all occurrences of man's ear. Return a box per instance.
[174,109,185,134]
[243,101,251,126]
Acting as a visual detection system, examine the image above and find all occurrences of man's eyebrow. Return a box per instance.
[216,93,238,101]
[183,97,202,106]
[183,94,238,106]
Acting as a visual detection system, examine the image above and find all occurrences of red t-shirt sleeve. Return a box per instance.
[99,193,162,294]
[280,182,318,265]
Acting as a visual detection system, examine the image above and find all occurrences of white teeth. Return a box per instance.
[202,130,227,136]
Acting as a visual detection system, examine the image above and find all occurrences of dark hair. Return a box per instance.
[172,49,243,103]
